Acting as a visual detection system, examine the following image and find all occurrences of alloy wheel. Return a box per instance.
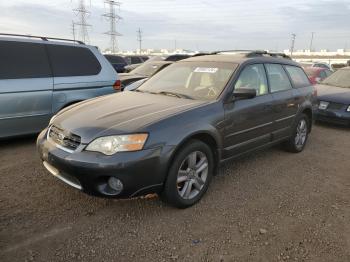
[295,119,308,149]
[176,151,209,200]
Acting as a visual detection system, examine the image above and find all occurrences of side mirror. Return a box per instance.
[232,87,257,100]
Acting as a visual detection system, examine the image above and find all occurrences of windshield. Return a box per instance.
[322,69,350,88]
[138,62,237,100]
[131,62,165,76]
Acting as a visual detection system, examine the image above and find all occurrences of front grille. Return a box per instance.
[48,125,81,151]
[327,102,344,110]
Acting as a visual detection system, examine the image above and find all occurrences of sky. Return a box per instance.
[1,0,350,52]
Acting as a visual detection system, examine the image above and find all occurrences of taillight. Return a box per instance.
[113,80,122,92]
[313,86,318,96]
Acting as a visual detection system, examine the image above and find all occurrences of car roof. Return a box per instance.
[182,53,300,66]
[0,35,93,48]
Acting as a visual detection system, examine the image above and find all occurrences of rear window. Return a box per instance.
[47,45,101,77]
[284,65,311,88]
[0,41,51,79]
[304,67,319,77]
[105,55,126,64]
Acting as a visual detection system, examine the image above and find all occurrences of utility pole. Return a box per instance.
[137,28,142,54]
[309,32,315,52]
[71,21,76,41]
[72,0,91,43]
[102,0,122,54]
[290,33,296,58]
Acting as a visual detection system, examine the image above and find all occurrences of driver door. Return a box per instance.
[223,64,275,159]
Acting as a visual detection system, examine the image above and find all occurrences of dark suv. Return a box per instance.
[104,55,148,73]
[37,51,316,208]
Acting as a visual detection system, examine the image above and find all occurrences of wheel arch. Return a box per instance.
[301,107,313,132]
[167,131,221,177]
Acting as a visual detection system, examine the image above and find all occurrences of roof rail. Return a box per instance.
[0,33,85,45]
[209,50,291,60]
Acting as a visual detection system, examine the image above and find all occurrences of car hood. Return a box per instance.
[316,84,350,104]
[53,91,207,144]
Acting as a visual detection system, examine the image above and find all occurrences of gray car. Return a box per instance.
[0,33,118,138]
[37,51,316,208]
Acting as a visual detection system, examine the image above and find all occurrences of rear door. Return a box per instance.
[0,40,53,137]
[46,44,113,113]
[264,64,299,140]
[223,64,275,158]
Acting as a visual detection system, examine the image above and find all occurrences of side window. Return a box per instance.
[234,64,268,96]
[47,45,101,77]
[0,41,51,79]
[284,65,311,88]
[265,64,292,92]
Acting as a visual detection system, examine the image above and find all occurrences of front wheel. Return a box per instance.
[161,140,214,208]
[283,113,310,153]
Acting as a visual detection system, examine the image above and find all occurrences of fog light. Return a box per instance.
[108,177,123,193]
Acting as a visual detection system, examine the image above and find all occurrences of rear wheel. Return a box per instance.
[284,113,310,153]
[161,140,214,208]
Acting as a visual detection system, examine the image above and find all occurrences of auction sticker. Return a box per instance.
[194,67,218,73]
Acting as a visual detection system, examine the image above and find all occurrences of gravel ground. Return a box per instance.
[0,123,349,262]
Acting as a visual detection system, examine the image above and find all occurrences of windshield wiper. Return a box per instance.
[156,91,194,100]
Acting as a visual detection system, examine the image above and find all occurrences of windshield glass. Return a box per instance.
[131,62,164,76]
[322,69,350,88]
[139,62,237,100]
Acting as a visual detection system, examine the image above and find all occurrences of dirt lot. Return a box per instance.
[0,124,349,262]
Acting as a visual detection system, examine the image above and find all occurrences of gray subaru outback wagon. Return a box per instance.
[0,33,118,138]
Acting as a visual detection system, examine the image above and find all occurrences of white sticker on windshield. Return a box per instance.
[194,67,218,73]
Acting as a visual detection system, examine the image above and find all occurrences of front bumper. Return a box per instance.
[315,109,350,126]
[37,129,175,198]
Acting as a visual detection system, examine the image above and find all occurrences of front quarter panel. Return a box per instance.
[143,101,225,154]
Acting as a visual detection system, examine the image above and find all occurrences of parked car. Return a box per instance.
[37,51,315,208]
[124,54,191,72]
[124,78,148,91]
[315,67,350,125]
[124,56,167,72]
[304,67,333,85]
[0,33,118,139]
[300,62,332,71]
[104,55,148,73]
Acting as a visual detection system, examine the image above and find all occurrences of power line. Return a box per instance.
[102,0,122,54]
[72,0,91,43]
[137,28,142,54]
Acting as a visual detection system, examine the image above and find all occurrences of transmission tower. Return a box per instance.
[137,28,142,54]
[290,33,296,58]
[102,0,122,54]
[72,0,91,43]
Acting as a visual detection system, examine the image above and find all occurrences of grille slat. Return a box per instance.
[49,126,81,151]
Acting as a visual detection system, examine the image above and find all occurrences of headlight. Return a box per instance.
[347,105,350,112]
[85,134,148,155]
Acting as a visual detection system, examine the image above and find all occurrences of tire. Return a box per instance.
[161,140,214,208]
[283,113,310,153]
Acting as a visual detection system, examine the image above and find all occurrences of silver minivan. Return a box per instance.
[0,34,119,138]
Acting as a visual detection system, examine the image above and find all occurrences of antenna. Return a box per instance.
[137,28,142,54]
[102,0,122,54]
[72,0,92,43]
[290,33,296,58]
